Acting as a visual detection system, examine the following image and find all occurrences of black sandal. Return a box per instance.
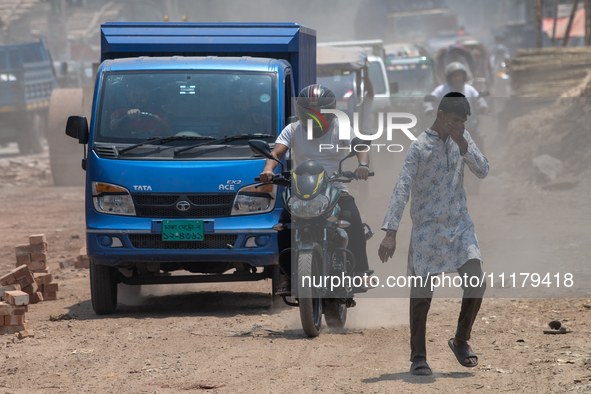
[410,360,432,376]
[275,275,291,296]
[448,338,479,367]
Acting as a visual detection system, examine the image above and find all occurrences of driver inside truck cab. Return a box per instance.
[217,90,271,138]
[110,79,171,136]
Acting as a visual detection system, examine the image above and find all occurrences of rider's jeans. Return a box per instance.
[277,194,369,278]
[409,259,486,362]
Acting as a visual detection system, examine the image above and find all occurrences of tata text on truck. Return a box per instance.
[65,22,316,314]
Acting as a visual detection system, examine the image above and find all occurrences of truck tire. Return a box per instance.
[90,259,118,314]
[17,112,45,155]
[47,88,86,186]
[298,251,322,337]
[324,299,347,330]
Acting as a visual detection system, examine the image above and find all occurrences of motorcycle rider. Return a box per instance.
[424,62,489,118]
[259,84,372,295]
[424,61,489,162]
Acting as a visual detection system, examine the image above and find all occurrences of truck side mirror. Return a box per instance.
[66,115,89,144]
[389,81,399,94]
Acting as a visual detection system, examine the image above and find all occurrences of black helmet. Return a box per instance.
[296,84,336,138]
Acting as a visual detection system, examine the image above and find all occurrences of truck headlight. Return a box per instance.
[92,182,136,216]
[231,184,277,215]
[287,194,329,218]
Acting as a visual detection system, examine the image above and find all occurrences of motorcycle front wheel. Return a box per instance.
[298,251,322,337]
[324,299,347,330]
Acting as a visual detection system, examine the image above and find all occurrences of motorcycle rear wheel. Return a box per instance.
[298,251,322,337]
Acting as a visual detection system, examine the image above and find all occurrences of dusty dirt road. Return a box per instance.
[0,147,591,394]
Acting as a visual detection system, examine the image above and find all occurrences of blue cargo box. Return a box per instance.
[101,22,316,91]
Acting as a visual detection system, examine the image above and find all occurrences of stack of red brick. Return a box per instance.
[0,288,32,337]
[12,234,59,301]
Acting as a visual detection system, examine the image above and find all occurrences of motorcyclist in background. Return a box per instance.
[424,62,489,156]
[259,84,372,295]
[424,62,489,118]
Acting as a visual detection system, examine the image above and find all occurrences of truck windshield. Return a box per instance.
[386,62,434,93]
[95,71,276,155]
[317,70,357,101]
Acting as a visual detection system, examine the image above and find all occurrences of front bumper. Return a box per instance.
[86,210,280,268]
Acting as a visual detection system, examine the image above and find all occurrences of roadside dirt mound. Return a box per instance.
[502,69,591,181]
[0,152,52,188]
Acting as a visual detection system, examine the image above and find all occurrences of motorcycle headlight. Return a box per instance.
[231,184,277,215]
[92,182,136,216]
[287,194,330,218]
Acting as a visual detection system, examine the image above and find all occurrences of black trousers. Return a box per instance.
[277,194,369,277]
[409,259,486,362]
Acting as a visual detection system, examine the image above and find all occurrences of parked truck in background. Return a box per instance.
[65,22,316,314]
[0,40,57,154]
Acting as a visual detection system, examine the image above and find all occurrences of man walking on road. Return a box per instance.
[378,92,488,376]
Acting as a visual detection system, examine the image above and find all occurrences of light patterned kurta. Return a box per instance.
[382,128,489,277]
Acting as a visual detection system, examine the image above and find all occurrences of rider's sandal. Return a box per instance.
[275,275,291,296]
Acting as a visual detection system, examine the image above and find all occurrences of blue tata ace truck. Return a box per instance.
[65,22,316,314]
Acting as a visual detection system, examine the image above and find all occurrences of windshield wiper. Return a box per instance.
[117,136,216,155]
[174,134,273,156]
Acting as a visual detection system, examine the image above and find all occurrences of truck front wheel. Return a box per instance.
[90,260,118,314]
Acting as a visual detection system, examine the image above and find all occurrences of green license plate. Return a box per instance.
[162,220,204,241]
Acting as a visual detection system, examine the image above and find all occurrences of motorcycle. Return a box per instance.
[249,138,374,337]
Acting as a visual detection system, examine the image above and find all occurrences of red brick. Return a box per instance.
[29,292,43,304]
[0,273,16,286]
[15,274,35,288]
[44,283,59,292]
[34,273,53,286]
[4,315,25,326]
[15,243,46,255]
[3,290,29,306]
[0,324,26,335]
[27,260,47,271]
[15,253,32,266]
[31,252,47,262]
[0,302,12,315]
[59,258,76,269]
[43,292,57,301]
[32,269,50,274]
[11,265,31,280]
[17,329,34,339]
[0,303,25,316]
[0,284,21,300]
[29,234,46,245]
[22,282,39,295]
[75,254,90,268]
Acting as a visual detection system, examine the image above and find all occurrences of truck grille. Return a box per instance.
[131,193,235,218]
[128,234,238,249]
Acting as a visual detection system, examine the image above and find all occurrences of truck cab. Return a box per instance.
[66,22,316,314]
